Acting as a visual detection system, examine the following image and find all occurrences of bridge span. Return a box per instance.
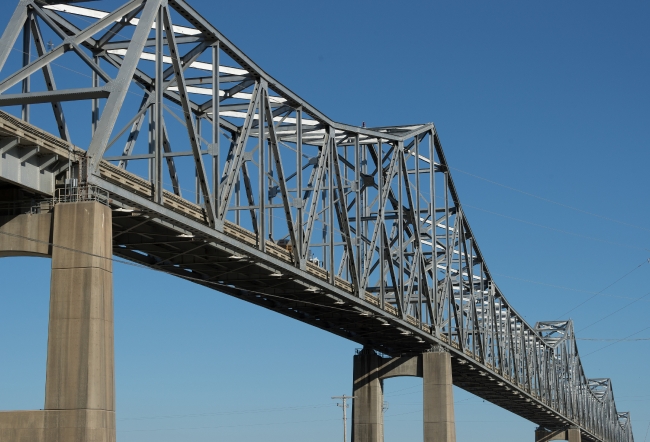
[0,1,634,441]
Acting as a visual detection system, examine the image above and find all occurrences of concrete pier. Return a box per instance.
[351,347,456,442]
[423,351,456,442]
[535,426,582,442]
[351,349,385,442]
[0,202,115,442]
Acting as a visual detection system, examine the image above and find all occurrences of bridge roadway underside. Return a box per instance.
[105,197,597,439]
[0,191,592,439]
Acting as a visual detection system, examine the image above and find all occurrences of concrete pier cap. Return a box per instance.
[0,201,115,442]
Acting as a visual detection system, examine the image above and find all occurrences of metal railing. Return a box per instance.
[53,185,109,206]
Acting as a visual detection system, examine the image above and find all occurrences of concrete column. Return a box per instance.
[423,351,456,442]
[567,427,581,442]
[44,201,115,440]
[0,202,115,442]
[352,348,384,442]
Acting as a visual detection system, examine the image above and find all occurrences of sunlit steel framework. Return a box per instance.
[0,1,634,441]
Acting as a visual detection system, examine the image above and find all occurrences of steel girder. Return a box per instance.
[0,1,634,441]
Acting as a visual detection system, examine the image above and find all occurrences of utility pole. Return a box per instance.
[332,395,355,442]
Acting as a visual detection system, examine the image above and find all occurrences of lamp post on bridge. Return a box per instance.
[332,395,356,442]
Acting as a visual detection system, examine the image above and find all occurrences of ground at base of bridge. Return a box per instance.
[0,202,115,442]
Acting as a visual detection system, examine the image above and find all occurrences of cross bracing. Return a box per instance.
[0,1,634,441]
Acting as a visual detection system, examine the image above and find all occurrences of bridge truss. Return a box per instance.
[0,1,634,441]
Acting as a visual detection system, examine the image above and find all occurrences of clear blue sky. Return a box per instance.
[0,0,649,441]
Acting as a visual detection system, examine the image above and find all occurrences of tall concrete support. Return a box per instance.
[0,202,115,442]
[351,348,456,442]
[45,201,115,439]
[352,348,384,442]
[567,428,582,442]
[535,426,582,442]
[423,351,456,442]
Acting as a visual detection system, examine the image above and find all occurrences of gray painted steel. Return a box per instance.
[0,1,634,441]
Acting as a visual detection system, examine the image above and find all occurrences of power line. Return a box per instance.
[561,259,650,317]
[450,166,650,233]
[118,403,333,421]
[462,203,650,253]
[579,290,650,333]
[494,271,650,303]
[577,338,650,342]
[582,326,650,357]
[117,417,340,433]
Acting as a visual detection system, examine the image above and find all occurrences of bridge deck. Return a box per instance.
[0,109,599,440]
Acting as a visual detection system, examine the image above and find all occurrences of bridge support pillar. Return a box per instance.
[352,348,384,442]
[0,202,115,442]
[535,426,581,442]
[423,351,456,442]
[351,347,456,442]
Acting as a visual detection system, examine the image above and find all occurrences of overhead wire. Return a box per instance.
[119,403,333,421]
[577,338,650,342]
[117,417,340,433]
[582,326,650,357]
[450,166,650,234]
[462,202,650,253]
[578,290,650,333]
[561,259,650,317]
[117,393,473,424]
[494,271,650,303]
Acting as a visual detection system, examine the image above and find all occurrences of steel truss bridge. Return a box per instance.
[0,0,634,441]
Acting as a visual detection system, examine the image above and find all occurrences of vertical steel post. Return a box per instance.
[329,128,335,284]
[378,139,385,309]
[480,265,486,361]
[355,134,361,296]
[429,131,437,333]
[397,142,404,313]
[196,117,201,204]
[457,215,464,349]
[357,142,364,280]
[235,178,240,225]
[258,84,266,251]
[92,56,99,135]
[296,107,303,264]
[21,15,31,122]
[154,5,163,203]
[148,106,154,182]
[268,113,274,240]
[444,170,451,341]
[212,42,220,206]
